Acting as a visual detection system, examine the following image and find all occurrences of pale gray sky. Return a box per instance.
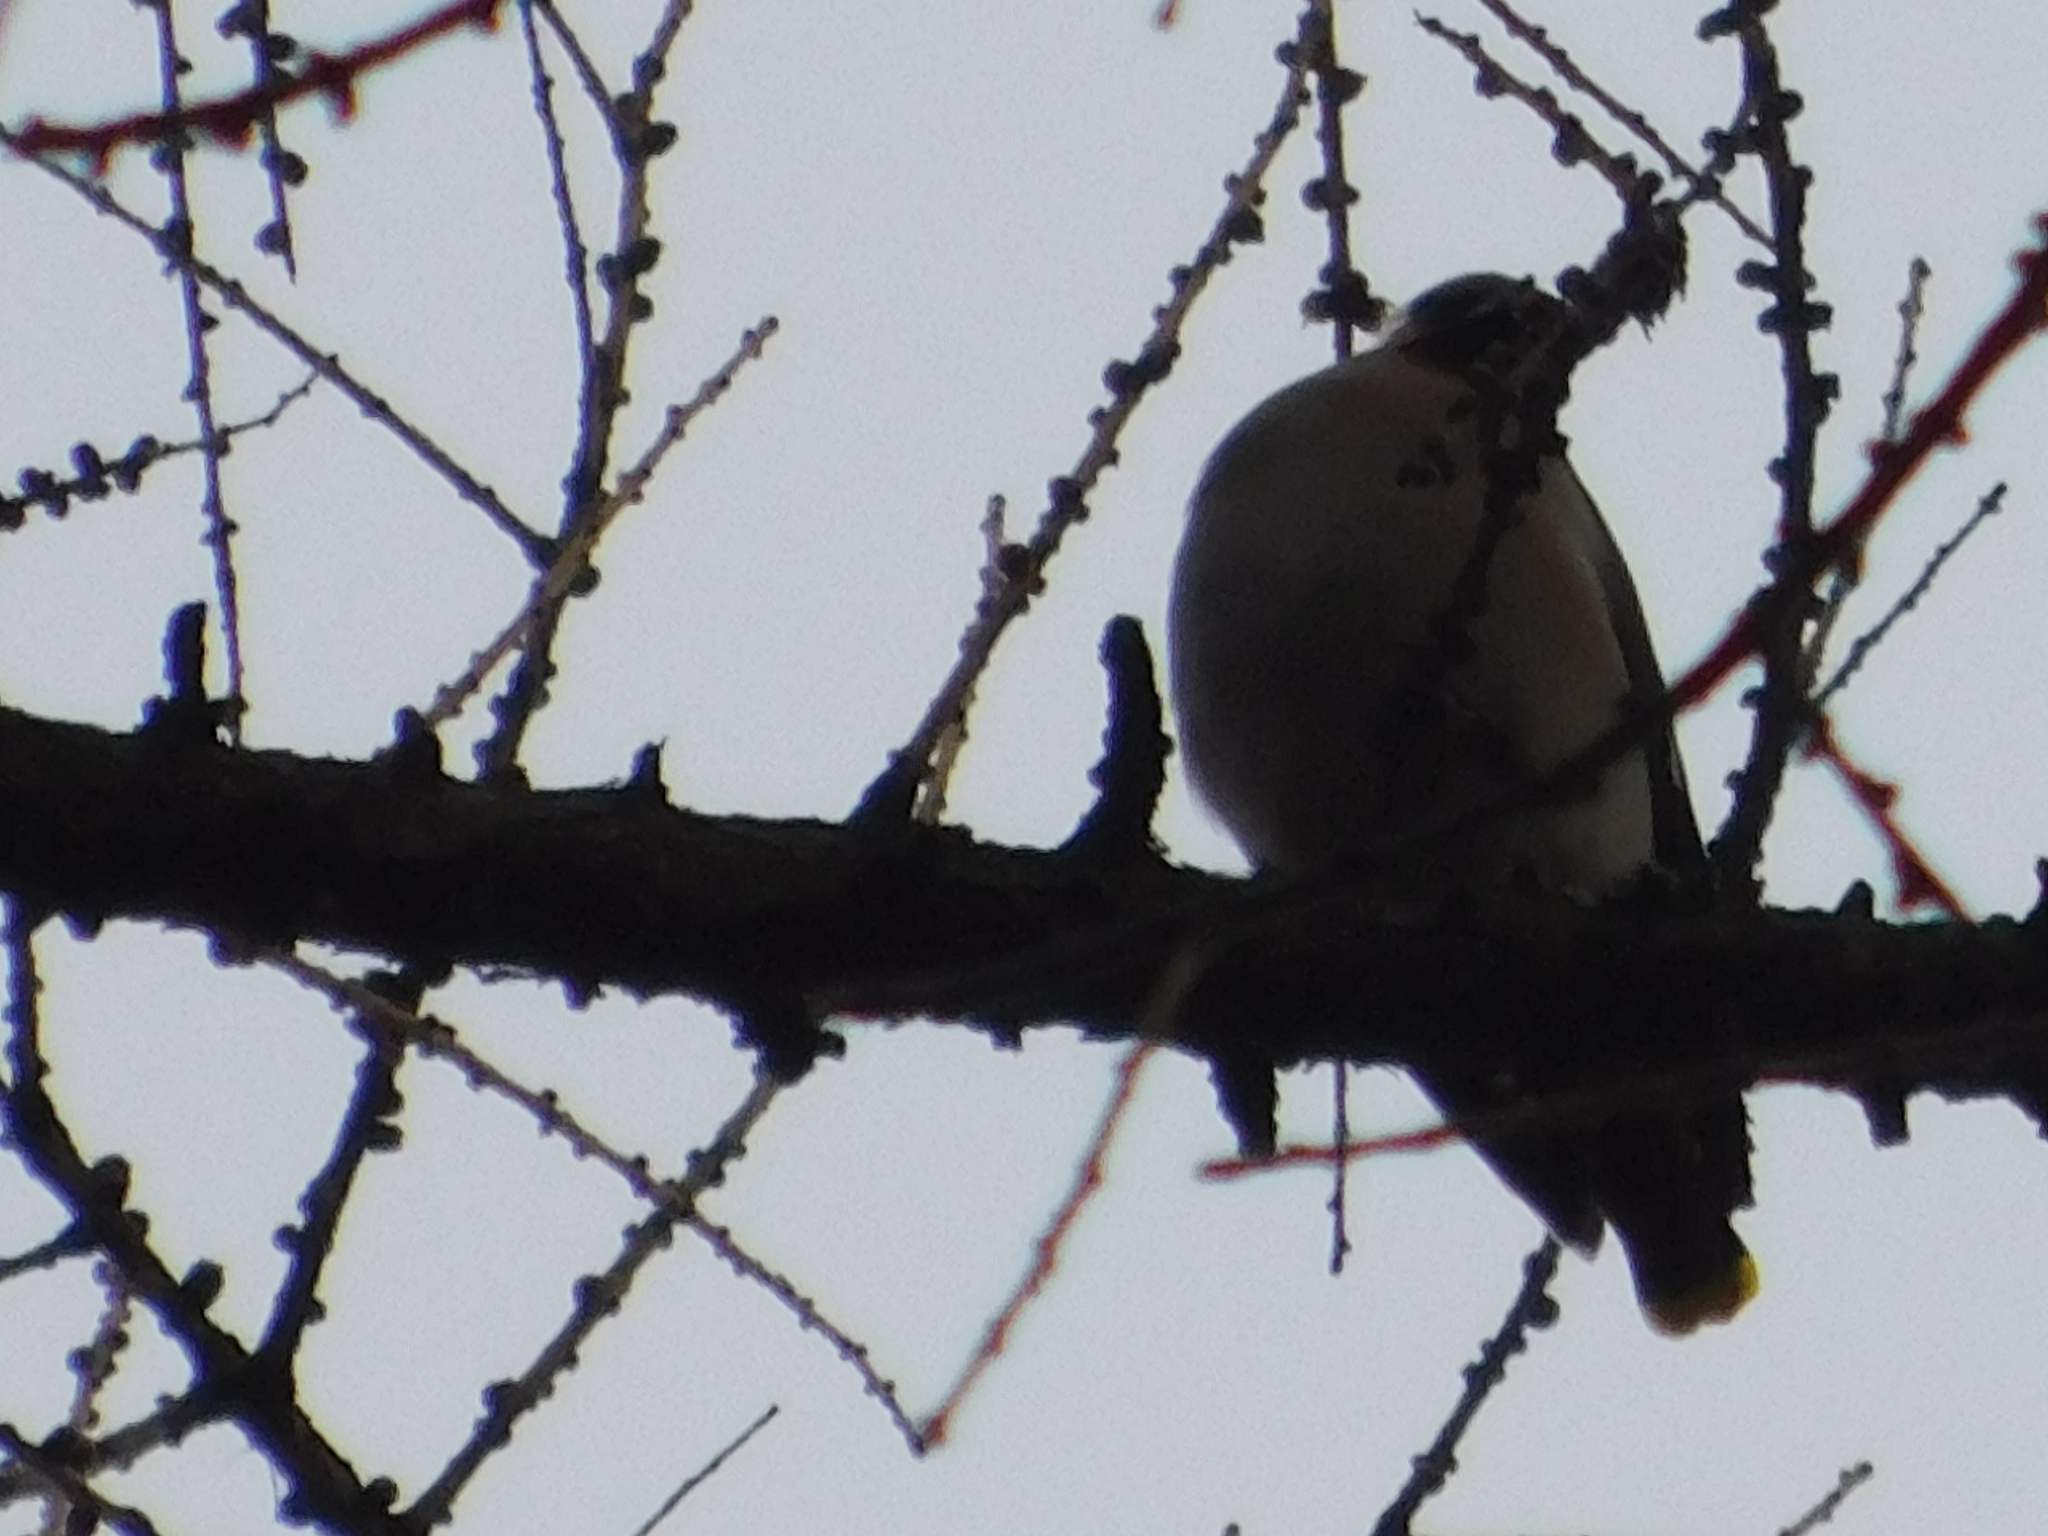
[3,2,2047,1534]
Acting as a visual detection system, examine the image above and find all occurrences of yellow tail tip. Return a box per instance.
[1645,1252,1760,1336]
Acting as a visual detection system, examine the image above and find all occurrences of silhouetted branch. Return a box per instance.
[1416,13,1654,204]
[11,701,2048,1132]
[1706,6,1839,898]
[858,1,1325,818]
[144,0,247,737]
[1470,0,1769,244]
[1813,482,2009,714]
[1297,1,1381,352]
[403,1075,779,1530]
[2,906,409,1536]
[626,1404,778,1536]
[0,132,554,564]
[1368,1237,1561,1536]
[1779,1460,1874,1536]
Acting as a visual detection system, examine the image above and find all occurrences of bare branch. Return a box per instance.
[1415,13,1652,204]
[1368,1237,1561,1536]
[427,316,779,731]
[143,0,247,738]
[403,1074,780,1529]
[0,132,554,563]
[1812,481,2009,714]
[1470,0,1770,244]
[626,1405,779,1536]
[858,2,1324,819]
[1779,1460,1875,1536]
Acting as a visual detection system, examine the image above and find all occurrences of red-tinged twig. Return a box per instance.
[1200,1121,1459,1181]
[1803,719,1965,918]
[1670,220,2048,717]
[11,0,507,164]
[860,5,1322,819]
[1470,0,1769,246]
[916,1042,1156,1450]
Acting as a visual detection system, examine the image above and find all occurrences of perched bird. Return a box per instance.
[1167,272,1755,1334]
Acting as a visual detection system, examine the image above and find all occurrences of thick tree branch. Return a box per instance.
[4,703,2048,1137]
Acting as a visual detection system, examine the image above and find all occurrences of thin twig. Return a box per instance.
[688,1217,924,1453]
[1812,482,2008,713]
[1803,258,1934,688]
[143,0,245,738]
[918,951,1207,1449]
[4,912,408,1536]
[1415,14,1650,204]
[426,316,778,729]
[518,0,595,372]
[912,496,1009,822]
[1778,1461,1874,1536]
[476,0,698,774]
[1327,1062,1351,1274]
[0,131,553,563]
[404,1073,780,1530]
[1880,257,1933,443]
[271,951,682,1193]
[269,953,916,1448]
[1707,11,1838,898]
[0,1394,211,1513]
[529,0,618,125]
[625,1405,779,1536]
[0,371,316,533]
[218,0,304,278]
[0,1225,90,1282]
[916,1041,1157,1450]
[257,1018,407,1365]
[863,4,1323,816]
[1470,0,1769,245]
[61,1262,134,1438]
[1367,1237,1561,1536]
[1300,1,1377,357]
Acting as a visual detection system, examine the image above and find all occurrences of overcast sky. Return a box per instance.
[4,2,2048,1534]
